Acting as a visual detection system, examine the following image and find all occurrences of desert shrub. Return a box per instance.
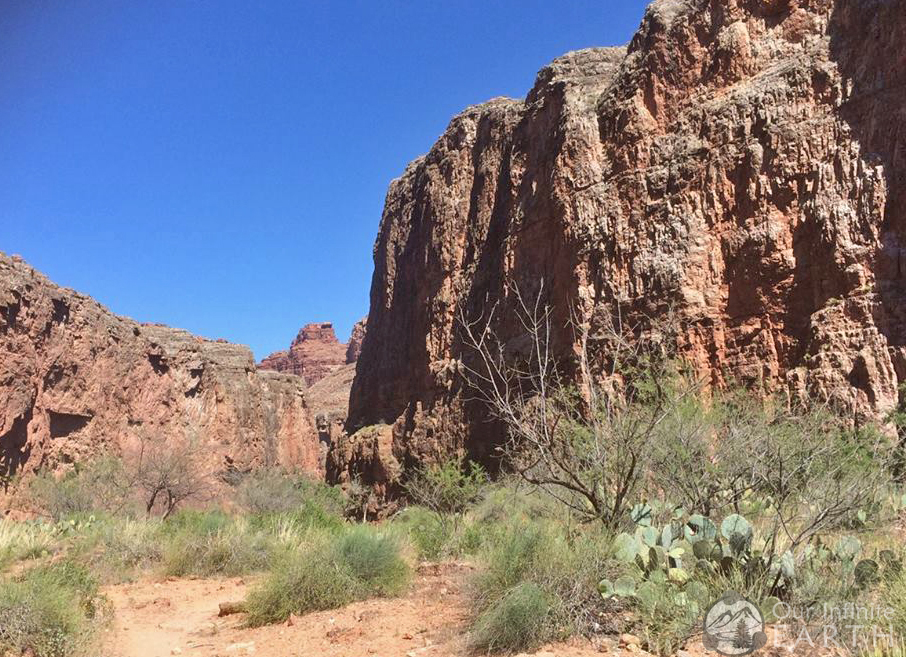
[161,519,272,577]
[237,469,344,517]
[470,581,556,653]
[89,517,162,581]
[469,521,615,651]
[160,509,230,536]
[244,539,357,626]
[883,568,906,638]
[391,506,451,560]
[405,458,487,528]
[0,519,56,568]
[244,526,410,626]
[240,475,346,531]
[130,435,210,519]
[336,526,410,595]
[237,469,305,513]
[30,456,132,520]
[0,561,106,657]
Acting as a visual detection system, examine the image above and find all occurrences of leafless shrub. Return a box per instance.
[459,282,700,527]
[129,433,211,519]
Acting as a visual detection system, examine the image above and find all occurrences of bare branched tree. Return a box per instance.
[131,432,210,519]
[459,282,700,526]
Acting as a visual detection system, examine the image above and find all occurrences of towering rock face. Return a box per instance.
[342,0,906,489]
[258,322,348,386]
[345,318,368,365]
[0,254,320,483]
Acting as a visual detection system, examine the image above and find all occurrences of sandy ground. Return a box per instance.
[99,563,845,657]
[99,563,607,657]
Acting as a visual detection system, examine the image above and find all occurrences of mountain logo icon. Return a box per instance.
[702,591,767,656]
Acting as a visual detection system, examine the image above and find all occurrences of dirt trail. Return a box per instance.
[100,563,606,657]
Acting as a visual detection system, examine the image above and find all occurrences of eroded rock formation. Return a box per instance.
[258,322,349,386]
[345,318,368,365]
[338,0,906,491]
[0,253,320,484]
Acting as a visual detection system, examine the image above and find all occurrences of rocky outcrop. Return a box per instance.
[0,253,320,484]
[341,0,906,490]
[258,322,348,386]
[345,318,367,365]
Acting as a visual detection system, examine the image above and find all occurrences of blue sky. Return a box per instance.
[0,1,650,359]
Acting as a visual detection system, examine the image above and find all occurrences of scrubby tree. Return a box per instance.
[131,433,210,519]
[459,283,700,527]
[405,458,487,531]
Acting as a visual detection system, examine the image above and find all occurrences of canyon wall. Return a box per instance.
[258,322,349,386]
[339,0,906,492]
[0,253,320,485]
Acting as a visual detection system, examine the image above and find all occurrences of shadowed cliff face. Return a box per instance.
[0,254,320,486]
[338,0,906,493]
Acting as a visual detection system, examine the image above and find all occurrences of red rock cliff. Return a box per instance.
[258,322,348,386]
[340,0,906,487]
[0,254,320,483]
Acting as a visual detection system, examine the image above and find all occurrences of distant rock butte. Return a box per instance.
[258,320,366,387]
[335,0,906,497]
[0,253,320,486]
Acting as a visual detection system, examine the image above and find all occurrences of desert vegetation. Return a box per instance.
[1,306,905,656]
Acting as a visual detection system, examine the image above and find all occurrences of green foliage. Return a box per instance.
[335,527,410,596]
[243,526,410,626]
[29,456,132,520]
[237,469,345,519]
[883,568,906,642]
[404,458,487,524]
[391,506,450,560]
[0,561,106,657]
[469,582,557,653]
[469,519,614,650]
[161,521,272,577]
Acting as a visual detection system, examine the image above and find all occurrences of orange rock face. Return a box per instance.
[341,0,906,488]
[0,254,320,483]
[258,322,349,386]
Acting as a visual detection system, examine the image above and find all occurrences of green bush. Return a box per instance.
[29,457,132,520]
[336,527,410,595]
[237,469,345,518]
[469,521,614,650]
[404,459,487,519]
[80,517,162,582]
[883,568,906,637]
[0,561,106,657]
[391,506,450,560]
[244,526,410,626]
[470,582,556,653]
[161,522,272,577]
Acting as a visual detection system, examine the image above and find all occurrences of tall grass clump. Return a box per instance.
[0,519,56,568]
[0,561,106,657]
[471,582,555,653]
[244,526,410,626]
[468,520,614,653]
[159,514,272,577]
